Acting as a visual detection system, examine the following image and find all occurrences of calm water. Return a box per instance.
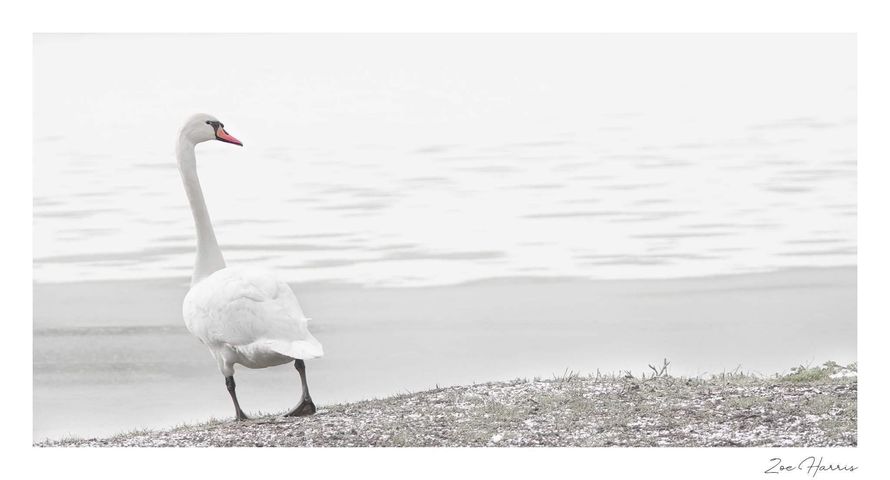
[33,34,857,440]
[34,34,856,286]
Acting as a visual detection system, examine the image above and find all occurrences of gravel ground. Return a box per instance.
[37,363,856,448]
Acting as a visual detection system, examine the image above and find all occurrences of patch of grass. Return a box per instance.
[552,368,582,383]
[782,361,857,383]
[784,367,832,382]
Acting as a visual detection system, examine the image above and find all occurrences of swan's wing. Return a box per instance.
[185,267,320,353]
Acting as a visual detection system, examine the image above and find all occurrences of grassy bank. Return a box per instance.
[37,362,856,447]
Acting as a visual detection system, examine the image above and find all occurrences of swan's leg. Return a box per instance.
[284,359,317,417]
[225,376,249,421]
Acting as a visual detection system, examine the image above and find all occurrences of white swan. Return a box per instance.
[177,113,323,420]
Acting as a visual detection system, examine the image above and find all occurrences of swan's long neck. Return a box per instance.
[177,138,226,285]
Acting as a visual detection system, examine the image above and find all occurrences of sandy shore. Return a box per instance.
[34,266,856,440]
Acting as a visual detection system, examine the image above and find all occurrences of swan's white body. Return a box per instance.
[177,114,323,380]
[183,266,323,377]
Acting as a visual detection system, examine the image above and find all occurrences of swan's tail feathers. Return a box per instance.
[266,336,324,360]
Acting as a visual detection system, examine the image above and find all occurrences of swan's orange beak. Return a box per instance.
[216,127,243,146]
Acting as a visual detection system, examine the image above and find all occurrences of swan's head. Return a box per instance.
[180,113,243,147]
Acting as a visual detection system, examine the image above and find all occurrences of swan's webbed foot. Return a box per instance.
[235,410,250,421]
[286,359,317,417]
[285,398,317,417]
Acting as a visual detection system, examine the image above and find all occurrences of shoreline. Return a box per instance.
[34,265,856,328]
[33,263,856,289]
[36,364,857,447]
